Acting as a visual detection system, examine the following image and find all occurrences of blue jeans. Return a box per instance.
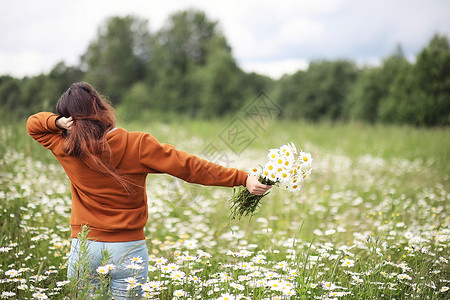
[68,238,148,299]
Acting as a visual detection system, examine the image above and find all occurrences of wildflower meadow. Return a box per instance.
[0,119,449,299]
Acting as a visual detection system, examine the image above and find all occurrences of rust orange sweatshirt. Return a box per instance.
[27,112,248,242]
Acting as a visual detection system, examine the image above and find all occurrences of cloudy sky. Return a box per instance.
[1,0,449,79]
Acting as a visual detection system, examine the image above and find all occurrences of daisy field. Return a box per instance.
[0,119,448,299]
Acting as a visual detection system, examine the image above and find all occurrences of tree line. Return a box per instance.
[0,9,449,126]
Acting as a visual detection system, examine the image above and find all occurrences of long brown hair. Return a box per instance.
[56,82,131,191]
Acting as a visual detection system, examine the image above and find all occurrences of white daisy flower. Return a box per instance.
[56,280,70,287]
[322,281,337,290]
[329,291,349,297]
[248,167,260,176]
[173,289,187,297]
[283,288,296,296]
[275,156,285,167]
[341,258,355,267]
[180,254,196,262]
[5,269,19,277]
[129,256,143,264]
[274,261,288,269]
[32,293,48,300]
[126,264,144,270]
[281,143,297,156]
[124,277,138,284]
[261,169,271,179]
[264,161,276,174]
[299,151,312,167]
[167,263,179,271]
[217,293,236,300]
[397,273,412,280]
[230,282,245,291]
[97,265,110,275]
[236,249,252,257]
[439,257,448,263]
[325,229,336,236]
[267,279,285,291]
[288,181,301,192]
[278,170,290,182]
[146,280,162,289]
[267,149,280,161]
[160,265,170,273]
[268,172,278,182]
[154,257,167,265]
[1,291,16,298]
[171,270,186,280]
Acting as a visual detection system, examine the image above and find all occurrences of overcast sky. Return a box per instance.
[1,0,449,79]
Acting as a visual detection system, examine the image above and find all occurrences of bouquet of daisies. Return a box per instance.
[229,143,312,220]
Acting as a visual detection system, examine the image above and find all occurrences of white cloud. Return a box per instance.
[278,18,324,46]
[0,51,47,77]
[240,58,309,79]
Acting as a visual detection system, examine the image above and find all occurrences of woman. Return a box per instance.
[27,82,271,298]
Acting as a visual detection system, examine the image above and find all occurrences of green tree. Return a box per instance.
[81,15,152,104]
[241,72,275,97]
[48,61,84,95]
[380,63,419,124]
[0,76,21,113]
[145,9,245,117]
[194,35,247,117]
[117,82,153,121]
[345,66,384,123]
[19,75,59,117]
[346,46,408,124]
[414,34,450,125]
[377,48,416,124]
[156,9,218,72]
[277,60,359,121]
[276,70,305,119]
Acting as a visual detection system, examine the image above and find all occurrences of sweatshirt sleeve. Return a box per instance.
[138,133,248,187]
[26,112,62,150]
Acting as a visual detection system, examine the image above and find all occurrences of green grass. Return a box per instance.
[0,118,449,299]
[124,118,450,177]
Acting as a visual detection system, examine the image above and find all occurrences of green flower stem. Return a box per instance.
[229,177,275,220]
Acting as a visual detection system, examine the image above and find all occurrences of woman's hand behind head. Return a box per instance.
[56,116,73,131]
